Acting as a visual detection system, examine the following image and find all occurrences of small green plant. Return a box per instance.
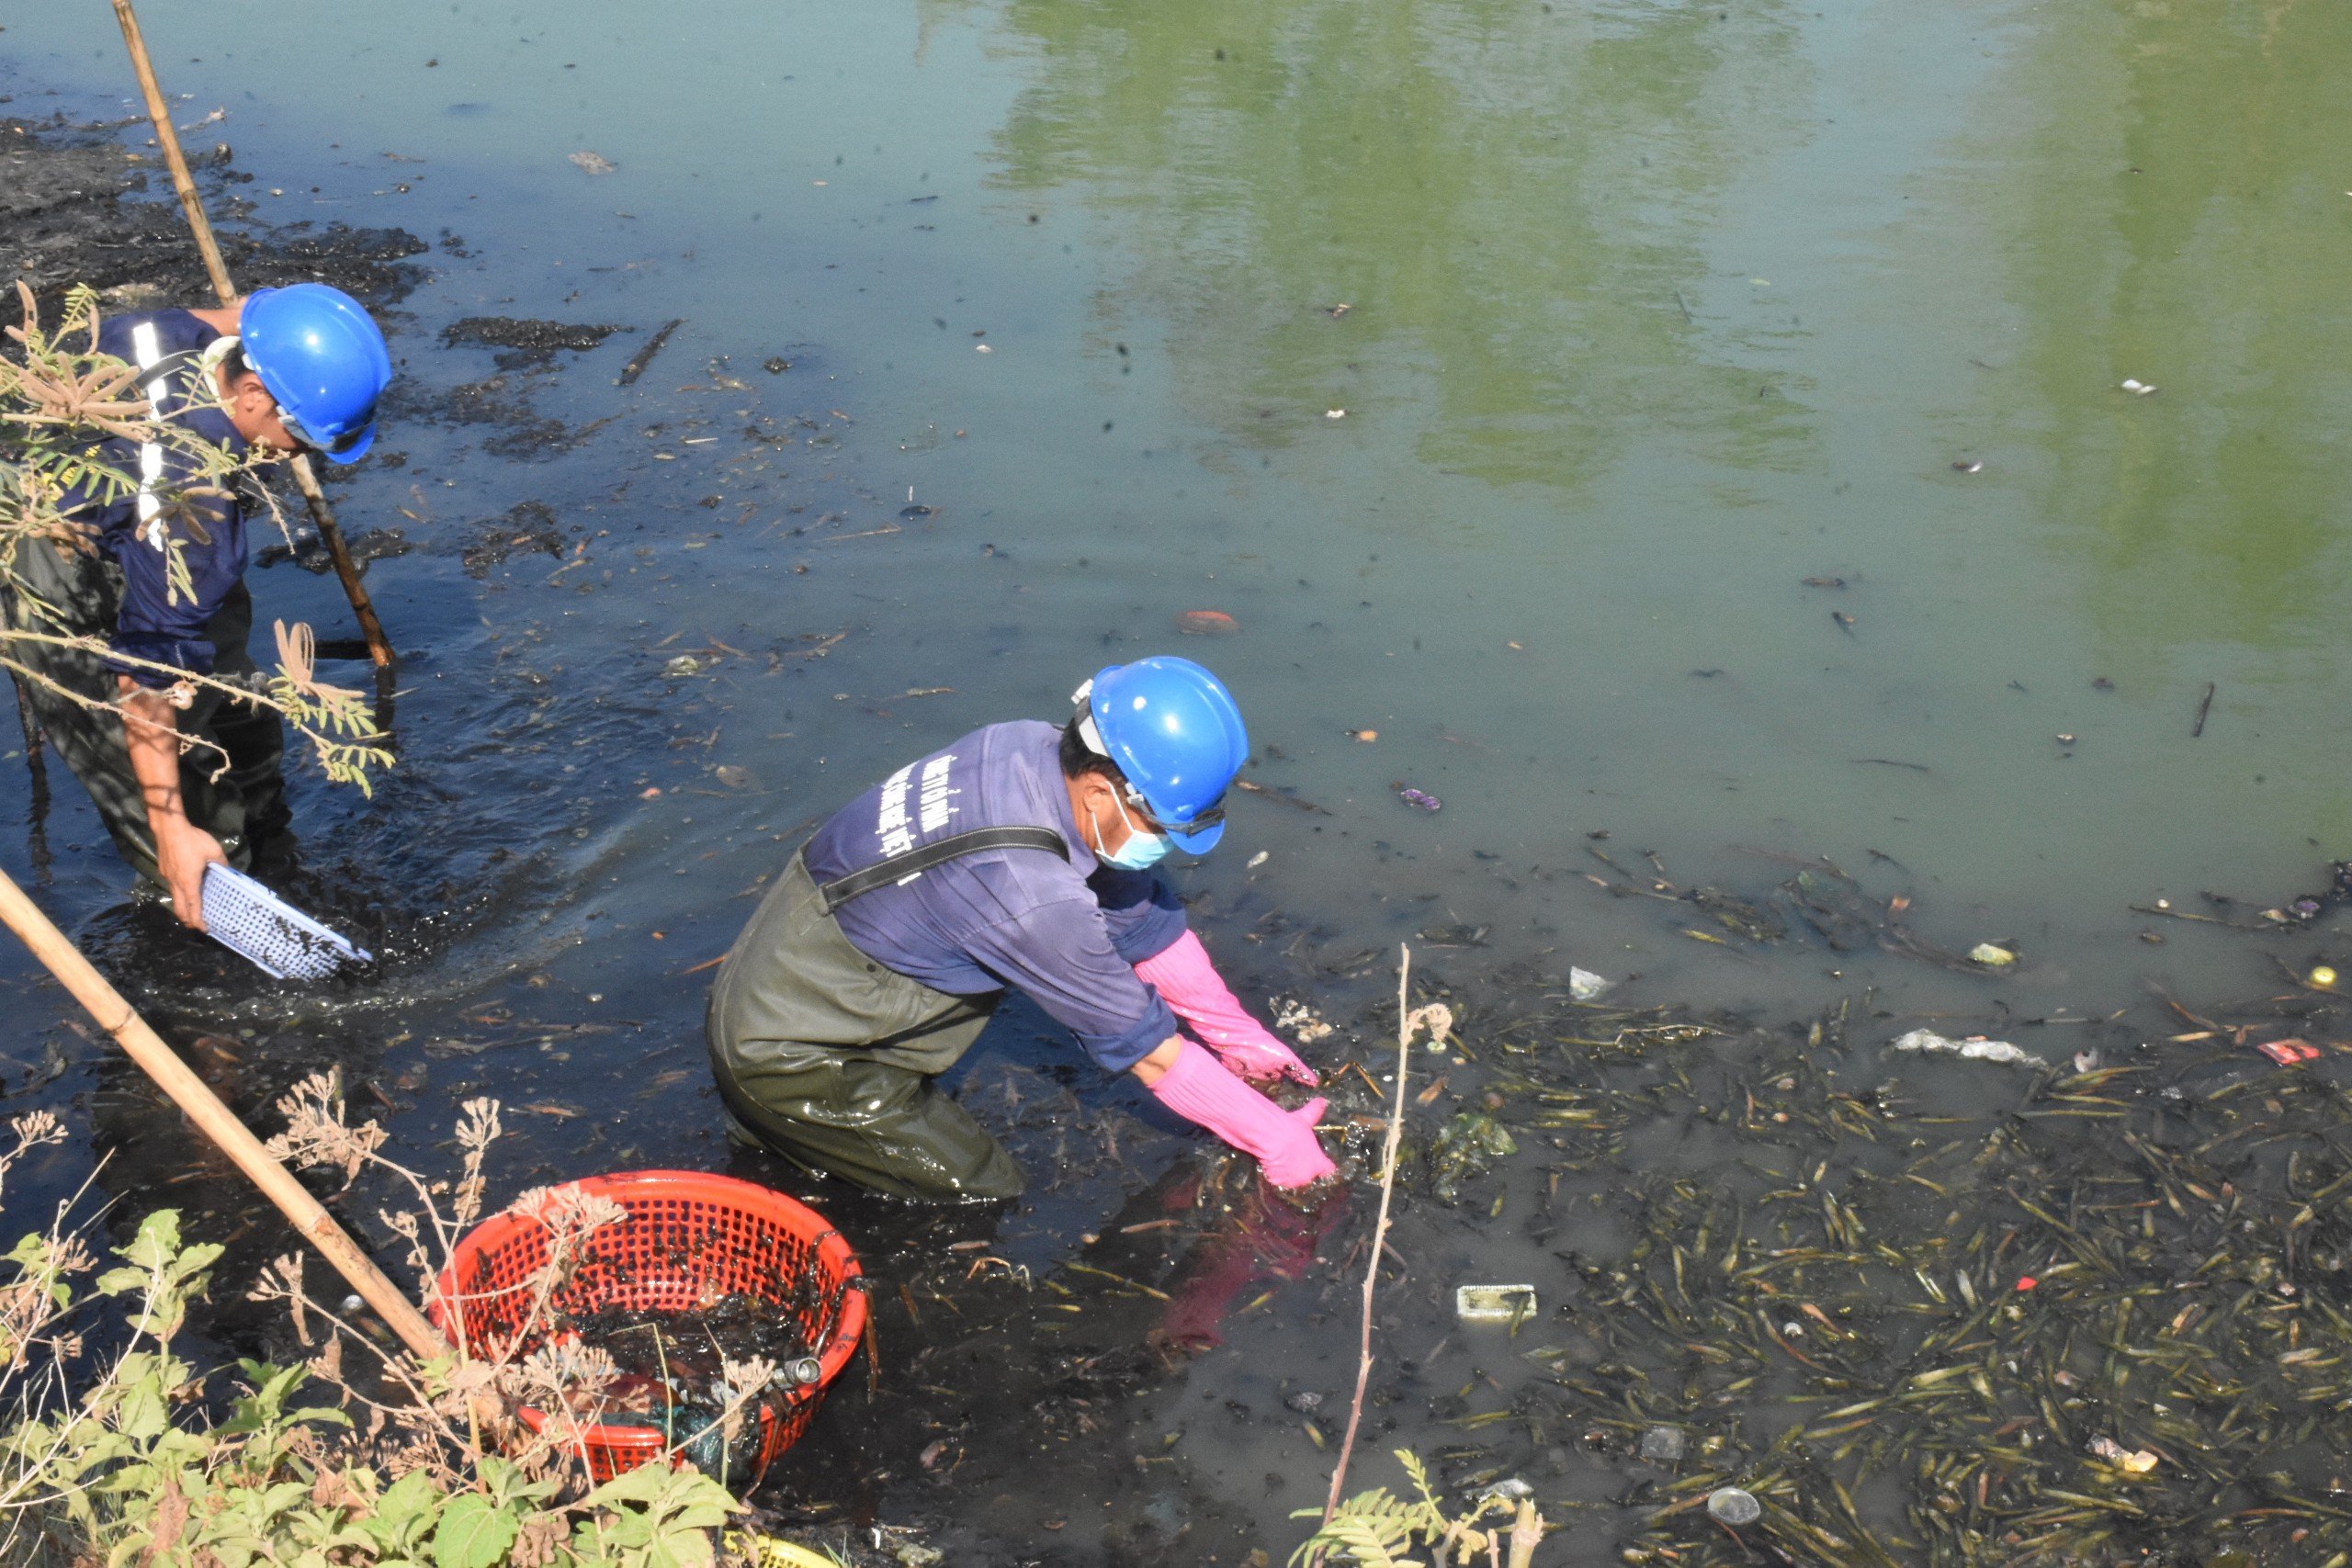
[0,1094,753,1568]
[1292,1449,1544,1568]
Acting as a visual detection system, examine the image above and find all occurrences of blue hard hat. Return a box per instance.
[237,284,391,463]
[1076,657,1249,853]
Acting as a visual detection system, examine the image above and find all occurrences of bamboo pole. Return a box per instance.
[109,0,397,671]
[0,866,447,1360]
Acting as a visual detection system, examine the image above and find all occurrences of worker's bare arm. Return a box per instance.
[1127,1034,1185,1087]
[117,676,225,930]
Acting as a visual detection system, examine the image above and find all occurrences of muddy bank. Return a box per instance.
[1,111,427,317]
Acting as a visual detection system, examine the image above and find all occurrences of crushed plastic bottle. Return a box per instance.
[1706,1487,1762,1526]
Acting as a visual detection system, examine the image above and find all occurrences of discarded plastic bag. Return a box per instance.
[1888,1030,2046,1069]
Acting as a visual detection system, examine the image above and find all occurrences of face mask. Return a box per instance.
[1094,788,1171,870]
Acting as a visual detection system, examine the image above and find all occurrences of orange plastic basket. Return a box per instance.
[431,1170,865,1485]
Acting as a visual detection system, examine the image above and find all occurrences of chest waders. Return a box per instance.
[707,826,1069,1202]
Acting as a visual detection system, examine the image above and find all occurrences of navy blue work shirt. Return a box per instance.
[59,309,253,688]
[804,720,1189,1071]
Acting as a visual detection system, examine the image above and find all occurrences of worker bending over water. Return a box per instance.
[1,284,391,928]
[707,657,1334,1201]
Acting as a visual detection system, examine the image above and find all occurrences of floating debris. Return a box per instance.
[1348,728,1378,742]
[900,503,934,519]
[1246,850,1270,869]
[1952,458,1984,473]
[1173,609,1238,636]
[1566,967,1613,1003]
[2120,378,2158,395]
[2088,1436,2160,1472]
[1967,942,2018,968]
[1638,1427,1686,1463]
[567,150,617,175]
[1888,1028,2046,1068]
[1705,1488,1762,1527]
[1453,1283,1536,1324]
[662,654,706,677]
[1394,784,1441,812]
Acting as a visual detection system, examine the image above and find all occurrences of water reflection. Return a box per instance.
[2005,0,2352,664]
[956,0,1821,500]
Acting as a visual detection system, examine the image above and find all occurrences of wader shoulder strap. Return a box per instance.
[817,825,1069,914]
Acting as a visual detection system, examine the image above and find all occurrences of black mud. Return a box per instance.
[1,113,425,316]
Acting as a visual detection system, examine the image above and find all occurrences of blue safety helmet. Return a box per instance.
[1074,656,1249,854]
[237,284,391,463]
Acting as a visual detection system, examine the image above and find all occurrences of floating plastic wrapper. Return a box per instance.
[1454,1283,1538,1324]
[199,864,370,980]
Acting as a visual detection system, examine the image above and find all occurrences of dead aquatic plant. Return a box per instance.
[1321,952,1451,1530]
[0,280,391,792]
[1295,1449,1545,1568]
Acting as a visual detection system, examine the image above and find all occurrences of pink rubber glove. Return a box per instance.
[1148,1040,1336,1188]
[1136,931,1320,1087]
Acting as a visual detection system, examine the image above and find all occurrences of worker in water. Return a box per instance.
[708,656,1335,1201]
[1,284,391,931]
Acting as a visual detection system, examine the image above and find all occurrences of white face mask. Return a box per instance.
[1091,787,1170,870]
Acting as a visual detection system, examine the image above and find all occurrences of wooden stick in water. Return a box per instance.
[0,866,447,1361]
[1323,943,1412,1522]
[107,0,396,670]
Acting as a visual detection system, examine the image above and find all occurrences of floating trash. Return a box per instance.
[2120,378,2158,395]
[2088,1437,2160,1472]
[1706,1488,1762,1527]
[568,150,617,175]
[2312,965,2339,989]
[1394,784,1441,812]
[900,503,934,519]
[1283,1390,1323,1414]
[2257,1038,2322,1066]
[662,654,705,677]
[1173,609,1238,636]
[1638,1427,1685,1463]
[1888,1029,2047,1069]
[1967,942,2018,968]
[1348,728,1378,742]
[1567,967,1613,1002]
[1453,1283,1536,1323]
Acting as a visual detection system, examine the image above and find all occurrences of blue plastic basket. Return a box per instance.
[198,864,370,980]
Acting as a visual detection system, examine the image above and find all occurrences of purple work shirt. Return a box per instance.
[803,720,1188,1071]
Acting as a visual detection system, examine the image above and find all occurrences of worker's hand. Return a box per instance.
[1135,930,1321,1087]
[1145,1039,1336,1189]
[154,820,227,931]
[1206,1024,1321,1089]
[1254,1097,1335,1189]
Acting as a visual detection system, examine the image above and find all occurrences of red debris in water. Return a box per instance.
[2015,1277,2037,1292]
[1174,609,1239,636]
[2258,1038,2323,1066]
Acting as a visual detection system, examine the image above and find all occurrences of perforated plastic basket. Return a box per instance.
[431,1171,865,1486]
[198,864,369,980]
